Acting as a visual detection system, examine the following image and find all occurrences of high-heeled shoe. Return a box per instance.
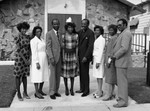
[70,89,74,96]
[102,96,113,101]
[65,89,69,96]
[17,93,23,101]
[23,92,30,99]
[93,91,103,98]
[34,93,44,99]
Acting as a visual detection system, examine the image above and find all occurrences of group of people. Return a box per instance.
[13,17,132,108]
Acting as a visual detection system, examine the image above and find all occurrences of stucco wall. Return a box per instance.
[86,0,128,30]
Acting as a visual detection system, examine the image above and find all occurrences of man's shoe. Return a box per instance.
[54,93,61,97]
[50,94,56,100]
[113,103,127,108]
[75,90,83,93]
[81,93,89,97]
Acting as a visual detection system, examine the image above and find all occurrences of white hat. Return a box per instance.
[66,17,72,23]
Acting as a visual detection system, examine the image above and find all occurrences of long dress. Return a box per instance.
[104,35,117,84]
[61,33,78,78]
[30,36,49,83]
[14,33,31,77]
[93,35,105,78]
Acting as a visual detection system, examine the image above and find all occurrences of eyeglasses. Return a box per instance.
[117,24,122,27]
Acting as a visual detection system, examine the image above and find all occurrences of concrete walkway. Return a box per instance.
[1,69,150,111]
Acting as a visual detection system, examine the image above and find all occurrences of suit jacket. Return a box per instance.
[78,28,95,62]
[46,29,61,63]
[113,29,132,68]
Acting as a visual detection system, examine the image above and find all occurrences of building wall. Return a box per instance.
[0,0,129,60]
[86,0,128,30]
[45,0,85,34]
[0,0,45,60]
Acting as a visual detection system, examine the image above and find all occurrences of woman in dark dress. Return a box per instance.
[103,24,118,101]
[14,22,31,101]
[61,22,78,96]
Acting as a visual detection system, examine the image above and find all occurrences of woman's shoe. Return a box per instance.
[102,96,113,101]
[17,93,23,101]
[39,90,47,96]
[65,89,69,96]
[93,91,103,98]
[23,92,30,99]
[70,89,74,96]
[34,93,44,99]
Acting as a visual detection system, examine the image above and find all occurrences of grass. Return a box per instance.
[0,65,16,107]
[128,67,150,103]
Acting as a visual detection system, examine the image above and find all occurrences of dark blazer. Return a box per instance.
[78,28,95,62]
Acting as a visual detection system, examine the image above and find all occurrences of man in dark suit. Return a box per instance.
[111,19,132,107]
[76,19,95,97]
[46,19,61,100]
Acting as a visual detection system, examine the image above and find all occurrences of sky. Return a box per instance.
[127,0,147,4]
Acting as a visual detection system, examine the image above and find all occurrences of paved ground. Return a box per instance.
[1,67,150,111]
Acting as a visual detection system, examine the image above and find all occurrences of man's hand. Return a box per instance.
[96,63,100,69]
[82,57,87,63]
[50,58,55,66]
[36,63,40,70]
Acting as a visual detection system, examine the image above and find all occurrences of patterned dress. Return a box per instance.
[14,33,31,77]
[61,33,78,78]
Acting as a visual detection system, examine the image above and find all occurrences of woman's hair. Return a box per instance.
[32,26,43,37]
[108,24,118,34]
[17,22,30,32]
[65,22,76,33]
[94,25,104,35]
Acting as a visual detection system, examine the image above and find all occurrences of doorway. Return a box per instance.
[48,14,82,33]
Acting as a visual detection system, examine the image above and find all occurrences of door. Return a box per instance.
[48,14,82,33]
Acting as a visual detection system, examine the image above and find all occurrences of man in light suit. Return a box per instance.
[46,18,61,100]
[111,19,132,107]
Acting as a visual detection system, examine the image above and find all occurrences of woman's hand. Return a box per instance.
[96,63,100,69]
[36,63,40,70]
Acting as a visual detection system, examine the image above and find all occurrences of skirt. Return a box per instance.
[104,62,117,84]
[61,52,78,78]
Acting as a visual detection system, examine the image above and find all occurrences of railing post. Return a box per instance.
[146,41,150,86]
[144,34,147,67]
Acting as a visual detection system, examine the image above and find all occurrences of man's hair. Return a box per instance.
[51,18,60,25]
[94,25,104,35]
[117,18,128,26]
[82,19,90,26]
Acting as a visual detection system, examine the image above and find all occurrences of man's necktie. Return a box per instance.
[56,31,59,38]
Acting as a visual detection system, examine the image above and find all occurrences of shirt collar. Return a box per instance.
[53,29,57,34]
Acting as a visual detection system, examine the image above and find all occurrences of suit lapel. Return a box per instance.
[79,29,88,45]
[51,30,60,46]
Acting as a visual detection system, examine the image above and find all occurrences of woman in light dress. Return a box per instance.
[92,25,105,98]
[30,26,49,99]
